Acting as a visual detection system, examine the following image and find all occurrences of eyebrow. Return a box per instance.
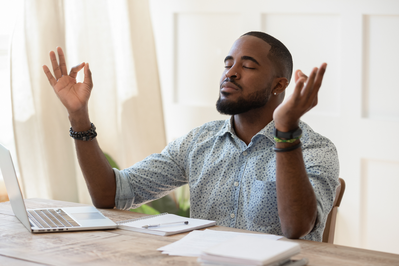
[224,55,260,66]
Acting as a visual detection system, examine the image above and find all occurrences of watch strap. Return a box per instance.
[273,127,302,142]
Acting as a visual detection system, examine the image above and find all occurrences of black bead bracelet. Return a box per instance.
[69,123,97,141]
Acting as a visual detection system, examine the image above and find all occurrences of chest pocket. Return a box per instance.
[250,179,277,202]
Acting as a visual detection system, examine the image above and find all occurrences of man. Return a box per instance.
[43,31,339,241]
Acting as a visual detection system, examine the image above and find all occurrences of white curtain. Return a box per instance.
[10,0,166,204]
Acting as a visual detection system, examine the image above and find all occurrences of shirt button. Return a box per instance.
[234,182,239,187]
[243,151,248,156]
[230,213,235,218]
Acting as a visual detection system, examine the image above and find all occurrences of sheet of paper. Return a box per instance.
[158,229,283,257]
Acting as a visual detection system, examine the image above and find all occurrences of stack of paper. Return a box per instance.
[199,235,301,266]
[158,229,283,257]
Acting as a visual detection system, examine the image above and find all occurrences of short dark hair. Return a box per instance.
[242,31,293,82]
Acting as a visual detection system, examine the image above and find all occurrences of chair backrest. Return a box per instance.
[322,178,345,244]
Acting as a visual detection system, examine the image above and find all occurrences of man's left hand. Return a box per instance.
[273,63,327,132]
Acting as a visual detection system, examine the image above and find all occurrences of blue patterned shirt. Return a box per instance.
[114,119,339,241]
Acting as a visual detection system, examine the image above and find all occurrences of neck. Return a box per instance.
[232,104,274,145]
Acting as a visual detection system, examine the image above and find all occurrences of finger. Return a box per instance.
[312,63,327,94]
[312,94,318,107]
[57,47,68,76]
[304,64,327,105]
[301,67,318,96]
[292,76,306,98]
[42,65,57,87]
[83,63,93,86]
[49,50,62,80]
[69,62,85,79]
[295,69,308,84]
[294,70,301,83]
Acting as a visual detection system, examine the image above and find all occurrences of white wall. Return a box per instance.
[149,0,399,254]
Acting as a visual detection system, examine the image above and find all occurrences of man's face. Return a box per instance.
[216,35,275,115]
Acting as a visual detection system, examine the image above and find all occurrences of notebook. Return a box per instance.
[0,143,117,233]
[117,213,216,236]
[199,235,303,266]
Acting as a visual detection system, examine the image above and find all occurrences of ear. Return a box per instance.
[271,77,289,95]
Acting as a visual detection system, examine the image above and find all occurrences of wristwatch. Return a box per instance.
[273,127,302,140]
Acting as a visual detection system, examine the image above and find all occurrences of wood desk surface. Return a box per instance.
[0,199,398,266]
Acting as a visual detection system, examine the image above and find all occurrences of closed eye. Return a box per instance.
[243,66,255,69]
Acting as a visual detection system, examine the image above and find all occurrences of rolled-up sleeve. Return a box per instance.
[114,127,202,210]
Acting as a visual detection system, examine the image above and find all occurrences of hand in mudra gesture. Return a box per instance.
[43,47,93,115]
[273,63,327,132]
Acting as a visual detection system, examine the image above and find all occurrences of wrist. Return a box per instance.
[274,120,299,133]
[274,124,299,133]
[68,109,91,132]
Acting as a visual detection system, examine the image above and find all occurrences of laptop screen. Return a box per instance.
[0,143,32,232]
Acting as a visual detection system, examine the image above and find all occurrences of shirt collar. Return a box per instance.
[215,117,235,137]
[216,116,276,142]
[257,120,276,143]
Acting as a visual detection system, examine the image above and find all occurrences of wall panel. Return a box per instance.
[361,159,399,254]
[262,14,341,116]
[363,15,399,121]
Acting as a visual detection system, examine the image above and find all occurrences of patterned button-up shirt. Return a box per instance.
[114,119,339,241]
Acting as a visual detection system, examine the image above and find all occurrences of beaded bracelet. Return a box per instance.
[69,123,97,141]
[273,142,302,153]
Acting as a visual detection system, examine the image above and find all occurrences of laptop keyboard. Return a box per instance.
[27,209,81,229]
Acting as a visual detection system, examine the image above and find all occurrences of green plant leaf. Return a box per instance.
[148,194,179,215]
[176,185,190,211]
[104,153,120,169]
[130,204,160,215]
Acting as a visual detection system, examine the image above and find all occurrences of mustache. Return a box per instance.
[220,77,243,91]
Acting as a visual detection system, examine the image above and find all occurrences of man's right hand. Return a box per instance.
[43,47,93,117]
[43,47,116,208]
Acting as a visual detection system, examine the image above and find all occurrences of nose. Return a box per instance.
[225,67,240,80]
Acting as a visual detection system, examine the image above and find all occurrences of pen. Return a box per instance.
[142,221,189,229]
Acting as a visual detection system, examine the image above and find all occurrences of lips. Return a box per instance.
[221,87,238,93]
[220,81,240,93]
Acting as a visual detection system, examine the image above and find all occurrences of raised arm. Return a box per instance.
[272,63,327,239]
[43,47,116,208]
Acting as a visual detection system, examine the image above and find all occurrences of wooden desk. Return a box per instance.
[0,199,398,266]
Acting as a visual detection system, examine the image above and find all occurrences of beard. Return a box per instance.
[216,81,272,115]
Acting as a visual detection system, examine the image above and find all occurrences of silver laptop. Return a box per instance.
[0,143,117,233]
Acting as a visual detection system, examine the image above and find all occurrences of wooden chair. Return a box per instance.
[322,178,345,244]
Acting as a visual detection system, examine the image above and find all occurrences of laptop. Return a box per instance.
[0,143,117,233]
